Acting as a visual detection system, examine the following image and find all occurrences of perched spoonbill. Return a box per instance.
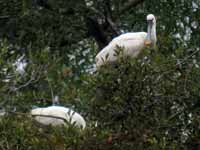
[95,14,157,68]
[31,106,86,129]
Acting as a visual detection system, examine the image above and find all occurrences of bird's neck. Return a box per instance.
[151,23,157,47]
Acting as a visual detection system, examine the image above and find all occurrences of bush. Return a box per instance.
[84,48,200,149]
[0,46,199,150]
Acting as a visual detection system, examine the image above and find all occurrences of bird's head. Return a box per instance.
[145,14,156,47]
[146,14,156,24]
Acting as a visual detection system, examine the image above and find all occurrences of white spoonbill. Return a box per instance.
[31,106,86,129]
[95,14,157,68]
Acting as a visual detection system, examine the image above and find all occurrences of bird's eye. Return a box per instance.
[147,19,154,23]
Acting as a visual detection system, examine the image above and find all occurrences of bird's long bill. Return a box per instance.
[145,20,153,46]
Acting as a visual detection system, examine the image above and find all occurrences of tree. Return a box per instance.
[0,0,199,149]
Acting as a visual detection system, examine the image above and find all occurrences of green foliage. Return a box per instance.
[85,48,200,149]
[0,114,86,150]
[0,0,200,149]
[1,47,199,149]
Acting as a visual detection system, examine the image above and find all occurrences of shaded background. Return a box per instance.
[0,0,199,149]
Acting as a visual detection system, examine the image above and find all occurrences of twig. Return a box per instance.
[7,111,27,116]
[177,49,200,65]
[31,114,68,123]
[46,75,54,104]
[0,15,10,19]
[12,75,35,91]
[8,65,44,93]
[89,7,121,35]
[6,111,69,124]
[106,17,121,35]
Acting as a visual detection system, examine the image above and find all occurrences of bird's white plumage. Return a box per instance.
[31,106,86,129]
[95,14,156,68]
[147,14,155,20]
[96,32,147,66]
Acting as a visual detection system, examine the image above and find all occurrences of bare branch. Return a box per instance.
[8,65,44,93]
[0,15,10,19]
[85,16,109,49]
[106,17,121,35]
[91,7,120,34]
[46,75,55,103]
[12,75,35,91]
[84,0,146,50]
[6,111,69,124]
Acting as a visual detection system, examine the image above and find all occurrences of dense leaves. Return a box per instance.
[86,48,200,148]
[0,0,200,149]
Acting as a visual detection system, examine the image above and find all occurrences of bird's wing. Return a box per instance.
[111,32,147,43]
[95,32,147,66]
[110,32,147,57]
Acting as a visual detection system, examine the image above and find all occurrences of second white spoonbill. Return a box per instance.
[31,106,86,129]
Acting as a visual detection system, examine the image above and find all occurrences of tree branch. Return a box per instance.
[8,65,44,93]
[84,0,145,51]
[0,15,10,19]
[32,114,68,123]
[120,0,145,14]
[85,16,109,49]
